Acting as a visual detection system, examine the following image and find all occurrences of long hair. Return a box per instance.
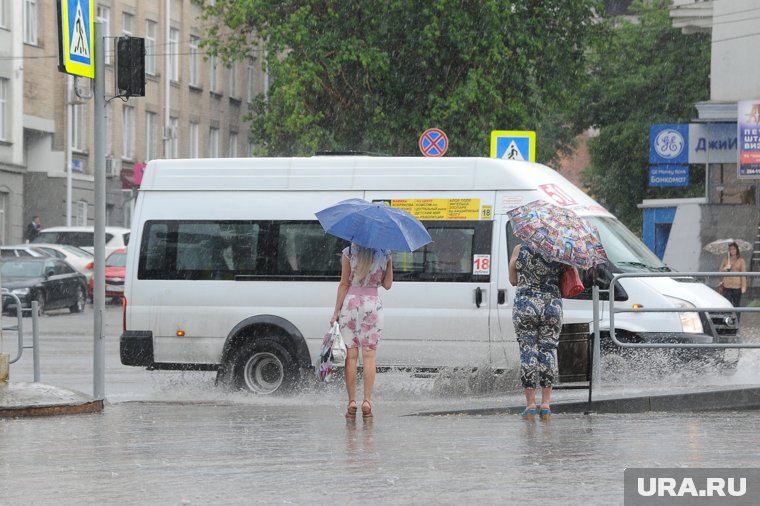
[728,242,740,257]
[353,245,375,282]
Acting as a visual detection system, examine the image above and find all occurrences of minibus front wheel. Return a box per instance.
[230,339,297,395]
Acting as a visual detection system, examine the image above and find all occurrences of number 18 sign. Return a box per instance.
[473,255,491,275]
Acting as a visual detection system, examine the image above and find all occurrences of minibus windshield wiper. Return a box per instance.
[617,261,669,272]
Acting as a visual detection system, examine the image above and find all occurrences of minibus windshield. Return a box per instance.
[587,217,670,272]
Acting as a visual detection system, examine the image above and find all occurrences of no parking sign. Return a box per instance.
[419,128,449,157]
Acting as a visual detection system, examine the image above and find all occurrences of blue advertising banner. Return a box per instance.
[650,124,689,164]
[648,165,688,187]
[738,100,760,179]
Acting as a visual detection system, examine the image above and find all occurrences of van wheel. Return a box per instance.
[230,339,297,394]
[70,285,86,313]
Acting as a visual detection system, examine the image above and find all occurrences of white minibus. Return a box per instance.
[120,157,739,394]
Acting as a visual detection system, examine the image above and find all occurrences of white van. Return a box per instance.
[31,226,131,257]
[120,157,739,394]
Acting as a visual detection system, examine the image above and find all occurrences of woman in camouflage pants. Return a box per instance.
[508,244,564,421]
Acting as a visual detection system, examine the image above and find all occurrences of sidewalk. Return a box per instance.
[0,381,102,417]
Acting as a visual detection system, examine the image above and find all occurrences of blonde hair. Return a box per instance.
[354,245,375,283]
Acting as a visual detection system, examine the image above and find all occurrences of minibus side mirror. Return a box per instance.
[572,262,628,301]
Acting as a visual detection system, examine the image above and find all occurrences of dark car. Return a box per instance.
[1,257,87,316]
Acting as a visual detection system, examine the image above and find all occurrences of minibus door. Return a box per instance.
[490,214,518,371]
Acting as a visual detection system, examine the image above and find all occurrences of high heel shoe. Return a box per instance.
[345,400,357,420]
[361,399,373,419]
[520,406,537,421]
[539,406,551,421]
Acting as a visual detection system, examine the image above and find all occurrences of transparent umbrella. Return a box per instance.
[703,238,752,255]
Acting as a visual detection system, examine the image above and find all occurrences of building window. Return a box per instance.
[96,5,111,64]
[228,132,238,157]
[0,192,7,245]
[145,111,157,161]
[168,116,179,158]
[0,0,9,29]
[23,0,37,45]
[122,12,133,36]
[0,78,6,141]
[71,103,88,152]
[76,201,88,227]
[228,64,237,98]
[189,35,200,86]
[122,105,135,159]
[169,28,179,82]
[209,127,219,158]
[209,55,218,93]
[189,122,199,158]
[246,58,256,103]
[145,20,157,75]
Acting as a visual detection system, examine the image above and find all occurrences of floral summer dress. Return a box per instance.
[338,246,390,350]
[512,246,564,388]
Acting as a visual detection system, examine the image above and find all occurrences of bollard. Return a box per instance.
[0,353,8,384]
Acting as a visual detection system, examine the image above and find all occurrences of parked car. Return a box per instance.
[88,248,127,302]
[0,245,54,258]
[30,226,130,257]
[29,243,95,282]
[1,257,87,316]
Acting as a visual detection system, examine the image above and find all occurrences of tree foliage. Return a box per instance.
[201,1,602,160]
[574,0,710,232]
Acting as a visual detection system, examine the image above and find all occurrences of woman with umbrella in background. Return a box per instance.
[317,199,431,421]
[719,241,748,310]
[507,200,607,422]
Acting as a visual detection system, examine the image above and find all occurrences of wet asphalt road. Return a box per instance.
[1,305,760,505]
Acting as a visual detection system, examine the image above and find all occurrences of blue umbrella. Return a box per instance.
[316,198,432,252]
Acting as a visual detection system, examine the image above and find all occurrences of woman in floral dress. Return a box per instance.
[331,243,393,420]
[508,243,564,421]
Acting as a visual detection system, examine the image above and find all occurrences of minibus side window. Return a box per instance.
[392,221,491,282]
[274,222,346,276]
[139,221,261,280]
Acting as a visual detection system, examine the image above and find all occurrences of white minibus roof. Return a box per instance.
[140,156,613,218]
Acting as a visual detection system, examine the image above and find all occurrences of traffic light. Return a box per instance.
[116,36,145,97]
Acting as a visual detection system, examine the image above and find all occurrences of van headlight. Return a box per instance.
[664,296,703,334]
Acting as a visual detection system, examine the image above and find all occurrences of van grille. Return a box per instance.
[702,311,739,339]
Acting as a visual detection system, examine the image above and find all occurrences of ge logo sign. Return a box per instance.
[654,129,685,159]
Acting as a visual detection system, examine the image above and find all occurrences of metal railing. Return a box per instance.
[606,271,760,350]
[585,271,760,408]
[1,293,41,382]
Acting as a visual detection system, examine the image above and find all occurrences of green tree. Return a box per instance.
[200,1,602,160]
[575,0,710,233]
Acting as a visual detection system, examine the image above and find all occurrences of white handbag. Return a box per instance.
[329,322,347,366]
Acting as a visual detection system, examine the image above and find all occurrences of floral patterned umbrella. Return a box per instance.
[507,200,608,270]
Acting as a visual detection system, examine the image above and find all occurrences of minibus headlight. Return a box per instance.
[664,296,703,334]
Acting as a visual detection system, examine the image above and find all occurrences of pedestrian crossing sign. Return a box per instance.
[489,130,536,162]
[57,0,95,79]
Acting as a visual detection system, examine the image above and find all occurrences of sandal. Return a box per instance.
[539,405,551,421]
[345,400,357,420]
[361,399,373,419]
[520,406,537,421]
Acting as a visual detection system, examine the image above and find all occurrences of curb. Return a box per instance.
[0,382,105,418]
[409,386,760,417]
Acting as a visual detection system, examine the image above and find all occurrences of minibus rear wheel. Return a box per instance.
[230,339,297,395]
